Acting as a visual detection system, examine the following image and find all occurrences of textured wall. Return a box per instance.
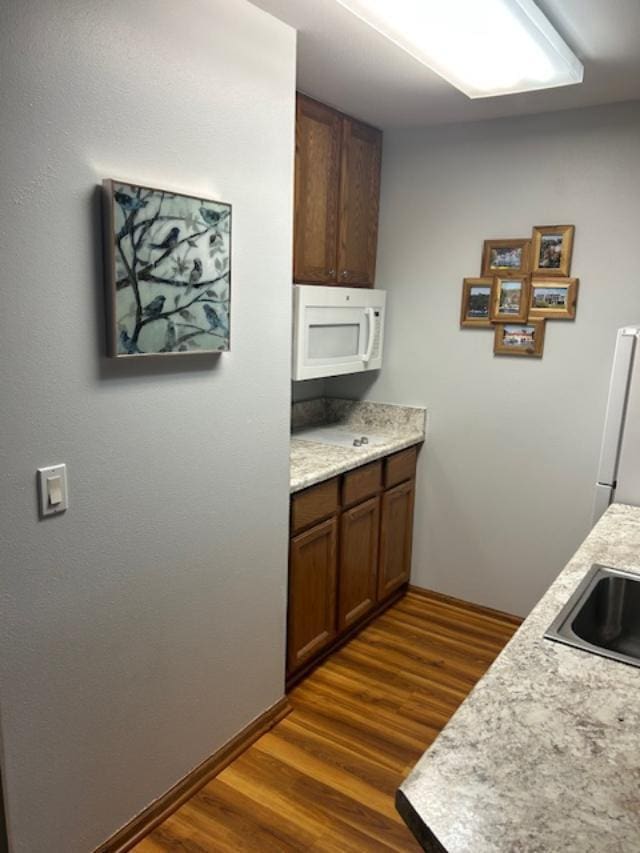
[292,378,327,402]
[329,102,640,616]
[0,1,295,850]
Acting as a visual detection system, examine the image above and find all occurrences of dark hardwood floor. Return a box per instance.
[134,589,520,852]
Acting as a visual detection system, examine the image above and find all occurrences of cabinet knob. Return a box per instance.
[341,270,348,278]
[328,268,335,277]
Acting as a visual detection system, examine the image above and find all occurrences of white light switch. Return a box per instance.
[47,476,63,506]
[37,464,68,516]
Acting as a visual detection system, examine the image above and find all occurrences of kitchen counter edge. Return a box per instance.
[397,502,640,853]
[290,431,425,494]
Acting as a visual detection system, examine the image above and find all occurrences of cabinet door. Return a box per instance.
[378,480,414,600]
[288,516,338,673]
[293,95,342,284]
[337,117,382,287]
[339,496,380,631]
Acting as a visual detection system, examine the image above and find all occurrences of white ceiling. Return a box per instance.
[250,0,640,128]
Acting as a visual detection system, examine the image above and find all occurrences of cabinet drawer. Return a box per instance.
[342,460,382,508]
[384,446,417,488]
[291,477,340,534]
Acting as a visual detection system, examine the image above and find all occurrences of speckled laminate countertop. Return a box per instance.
[290,398,427,493]
[397,502,640,853]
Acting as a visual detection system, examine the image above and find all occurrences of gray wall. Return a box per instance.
[291,378,326,402]
[0,2,295,850]
[330,102,640,617]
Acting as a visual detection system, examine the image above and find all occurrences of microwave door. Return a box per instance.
[307,321,361,360]
[298,306,367,379]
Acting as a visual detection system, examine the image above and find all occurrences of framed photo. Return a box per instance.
[481,238,530,277]
[460,277,495,328]
[529,277,579,320]
[494,320,545,358]
[103,179,231,357]
[531,225,574,276]
[490,274,531,323]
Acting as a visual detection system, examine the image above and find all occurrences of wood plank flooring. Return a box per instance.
[134,589,520,852]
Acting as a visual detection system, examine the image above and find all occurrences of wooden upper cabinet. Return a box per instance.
[337,118,382,288]
[293,95,342,284]
[293,94,382,288]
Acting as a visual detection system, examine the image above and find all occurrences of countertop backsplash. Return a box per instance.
[289,397,427,493]
[291,397,427,434]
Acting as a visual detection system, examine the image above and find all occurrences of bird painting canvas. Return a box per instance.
[103,179,231,356]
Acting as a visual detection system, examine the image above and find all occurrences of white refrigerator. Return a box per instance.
[593,326,640,524]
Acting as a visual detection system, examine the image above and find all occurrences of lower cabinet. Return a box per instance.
[339,495,380,630]
[288,516,338,673]
[287,446,419,682]
[378,480,415,599]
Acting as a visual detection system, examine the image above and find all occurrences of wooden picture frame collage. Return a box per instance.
[460,225,578,358]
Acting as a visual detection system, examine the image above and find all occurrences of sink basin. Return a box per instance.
[544,564,640,668]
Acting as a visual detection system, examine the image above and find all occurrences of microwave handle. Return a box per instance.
[363,307,376,363]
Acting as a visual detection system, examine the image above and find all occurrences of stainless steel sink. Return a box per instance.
[544,564,640,668]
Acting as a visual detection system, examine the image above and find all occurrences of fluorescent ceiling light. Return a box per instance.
[334,0,584,98]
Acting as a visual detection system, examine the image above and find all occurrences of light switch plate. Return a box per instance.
[37,464,68,517]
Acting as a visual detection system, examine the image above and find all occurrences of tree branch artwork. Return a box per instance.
[103,179,231,356]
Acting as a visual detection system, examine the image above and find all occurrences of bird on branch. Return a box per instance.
[189,258,203,285]
[143,295,166,318]
[151,227,180,251]
[204,304,229,336]
[119,329,140,354]
[203,304,220,328]
[200,207,221,227]
[115,191,148,212]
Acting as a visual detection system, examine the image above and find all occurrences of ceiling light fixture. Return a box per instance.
[334,0,584,98]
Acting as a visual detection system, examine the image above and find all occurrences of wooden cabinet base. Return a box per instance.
[288,517,338,673]
[286,446,419,689]
[378,480,414,599]
[339,495,380,630]
[286,583,407,691]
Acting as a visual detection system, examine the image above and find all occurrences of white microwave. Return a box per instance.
[292,285,386,381]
